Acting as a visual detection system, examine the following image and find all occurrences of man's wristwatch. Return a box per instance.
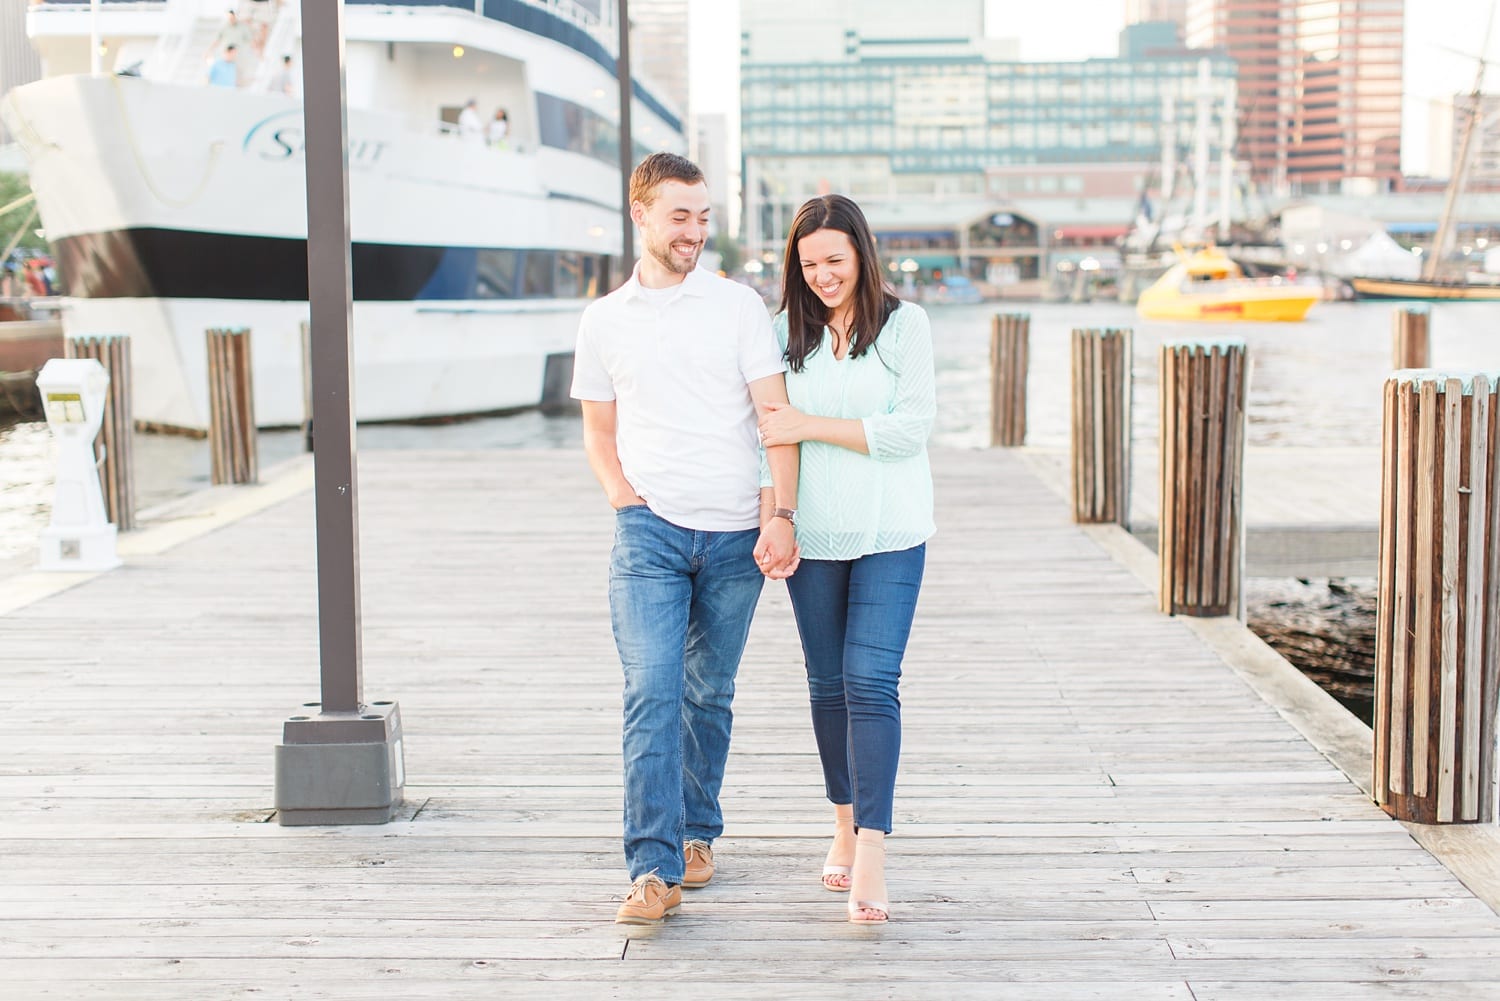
[771,507,797,526]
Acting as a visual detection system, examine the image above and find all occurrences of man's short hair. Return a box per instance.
[629,153,705,207]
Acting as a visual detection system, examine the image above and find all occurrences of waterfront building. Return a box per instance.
[740,1,1234,287]
[0,1,43,145]
[1185,0,1403,196]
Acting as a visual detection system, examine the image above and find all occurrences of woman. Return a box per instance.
[758,194,935,923]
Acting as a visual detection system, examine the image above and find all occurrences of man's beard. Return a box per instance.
[646,234,702,275]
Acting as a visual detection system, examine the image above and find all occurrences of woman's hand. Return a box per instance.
[758,400,809,447]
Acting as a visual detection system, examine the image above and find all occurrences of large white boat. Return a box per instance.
[1,0,683,431]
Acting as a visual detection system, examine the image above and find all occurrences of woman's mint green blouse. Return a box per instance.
[763,300,936,560]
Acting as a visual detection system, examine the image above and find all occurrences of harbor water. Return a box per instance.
[2,299,1498,565]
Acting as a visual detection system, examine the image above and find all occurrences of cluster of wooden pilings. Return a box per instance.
[988,309,1499,827]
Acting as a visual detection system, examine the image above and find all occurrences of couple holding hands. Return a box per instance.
[571,153,935,926]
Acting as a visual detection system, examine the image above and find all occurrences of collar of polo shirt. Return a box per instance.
[623,264,713,303]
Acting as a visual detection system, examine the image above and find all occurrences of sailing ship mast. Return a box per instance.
[1426,2,1498,281]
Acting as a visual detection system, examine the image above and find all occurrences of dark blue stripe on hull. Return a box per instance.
[55,228,442,301]
[52,228,617,302]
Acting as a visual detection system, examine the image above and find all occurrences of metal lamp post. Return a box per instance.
[273,0,405,826]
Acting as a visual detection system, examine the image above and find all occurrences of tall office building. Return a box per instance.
[1,2,42,145]
[692,111,731,238]
[628,0,689,119]
[1185,0,1403,194]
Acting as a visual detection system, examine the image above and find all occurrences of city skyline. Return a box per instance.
[688,0,1500,178]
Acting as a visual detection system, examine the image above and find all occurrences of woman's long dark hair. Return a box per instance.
[779,194,899,373]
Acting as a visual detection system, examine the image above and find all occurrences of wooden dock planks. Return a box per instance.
[1,448,1498,998]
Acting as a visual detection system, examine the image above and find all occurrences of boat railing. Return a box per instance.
[29,1,171,9]
[519,0,608,33]
[248,0,301,93]
[346,0,607,38]
[0,295,63,319]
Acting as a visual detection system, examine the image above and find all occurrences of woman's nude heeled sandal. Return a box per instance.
[821,815,855,892]
[847,835,889,923]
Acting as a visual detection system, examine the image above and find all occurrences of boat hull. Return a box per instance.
[1136,292,1318,322]
[1350,277,1500,301]
[56,296,582,431]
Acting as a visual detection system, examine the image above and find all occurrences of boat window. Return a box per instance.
[582,255,612,298]
[556,253,583,298]
[536,93,620,167]
[475,249,519,299]
[522,251,556,297]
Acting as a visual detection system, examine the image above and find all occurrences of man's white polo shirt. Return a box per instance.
[571,266,785,531]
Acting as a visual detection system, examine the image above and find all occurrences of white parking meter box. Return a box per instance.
[35,358,121,572]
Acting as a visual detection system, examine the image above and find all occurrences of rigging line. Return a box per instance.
[0,90,55,155]
[109,75,223,209]
[0,192,37,218]
[1428,0,1499,280]
[1,205,40,264]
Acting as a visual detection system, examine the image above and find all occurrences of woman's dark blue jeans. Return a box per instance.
[785,544,925,834]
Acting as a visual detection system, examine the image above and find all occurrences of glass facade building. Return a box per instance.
[1185,0,1403,195]
[740,17,1235,274]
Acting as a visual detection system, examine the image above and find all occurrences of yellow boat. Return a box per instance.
[1136,245,1318,322]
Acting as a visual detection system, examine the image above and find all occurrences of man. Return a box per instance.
[207,45,238,89]
[208,10,255,59]
[571,153,799,925]
[268,54,295,97]
[457,99,484,145]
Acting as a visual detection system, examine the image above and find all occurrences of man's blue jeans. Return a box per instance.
[609,505,765,884]
[785,544,926,834]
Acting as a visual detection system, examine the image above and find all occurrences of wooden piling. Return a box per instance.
[1374,371,1500,824]
[1158,339,1249,618]
[989,312,1029,447]
[1070,327,1133,526]
[1393,307,1431,370]
[205,327,258,485]
[63,334,136,531]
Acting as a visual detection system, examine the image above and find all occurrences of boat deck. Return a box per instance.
[1,448,1498,999]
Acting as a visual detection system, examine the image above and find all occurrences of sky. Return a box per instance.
[687,0,1500,177]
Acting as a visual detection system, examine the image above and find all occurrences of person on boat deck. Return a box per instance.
[23,260,50,297]
[759,193,937,925]
[207,45,239,89]
[267,54,294,97]
[487,108,510,148]
[457,99,485,144]
[571,152,800,925]
[207,11,254,62]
